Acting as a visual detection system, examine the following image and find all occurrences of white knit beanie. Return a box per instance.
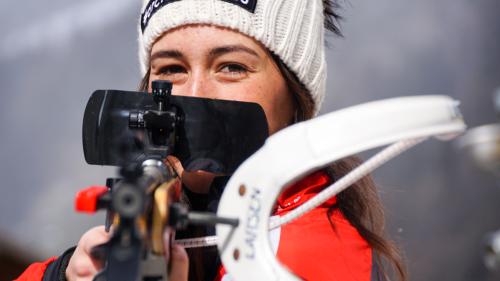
[138,0,327,113]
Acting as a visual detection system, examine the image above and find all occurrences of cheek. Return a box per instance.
[263,84,295,134]
[231,79,294,135]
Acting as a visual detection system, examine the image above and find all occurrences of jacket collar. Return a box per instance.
[275,169,336,215]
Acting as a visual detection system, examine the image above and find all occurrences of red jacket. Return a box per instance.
[15,257,56,281]
[216,170,372,281]
[17,171,372,281]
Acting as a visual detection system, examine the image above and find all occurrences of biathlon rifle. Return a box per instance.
[75,80,267,281]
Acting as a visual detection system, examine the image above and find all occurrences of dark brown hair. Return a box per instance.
[323,0,344,37]
[320,3,408,278]
[273,44,408,281]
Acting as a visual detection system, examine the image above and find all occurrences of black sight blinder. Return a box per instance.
[82,81,268,175]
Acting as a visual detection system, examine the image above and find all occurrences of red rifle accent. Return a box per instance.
[75,186,108,213]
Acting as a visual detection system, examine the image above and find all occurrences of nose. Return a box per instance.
[174,70,216,99]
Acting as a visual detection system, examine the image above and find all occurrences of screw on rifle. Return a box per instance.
[233,248,240,261]
[238,184,246,196]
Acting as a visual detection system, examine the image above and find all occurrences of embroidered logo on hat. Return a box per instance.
[141,0,181,32]
[220,0,257,13]
[141,0,257,33]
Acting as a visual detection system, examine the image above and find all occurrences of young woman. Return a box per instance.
[17,1,406,280]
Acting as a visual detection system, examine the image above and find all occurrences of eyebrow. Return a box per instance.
[208,45,260,59]
[150,49,184,62]
[150,44,260,63]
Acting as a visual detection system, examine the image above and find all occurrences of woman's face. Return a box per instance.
[148,24,295,135]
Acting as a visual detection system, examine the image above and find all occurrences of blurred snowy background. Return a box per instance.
[1,0,499,280]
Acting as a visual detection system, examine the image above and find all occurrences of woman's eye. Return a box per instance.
[155,65,188,82]
[219,64,248,75]
[159,65,186,75]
